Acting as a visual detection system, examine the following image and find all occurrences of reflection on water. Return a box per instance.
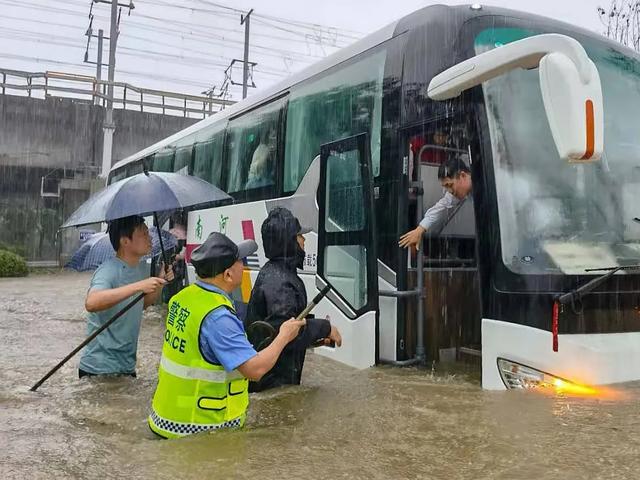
[1,272,639,479]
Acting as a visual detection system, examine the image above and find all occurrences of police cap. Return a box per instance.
[191,232,258,278]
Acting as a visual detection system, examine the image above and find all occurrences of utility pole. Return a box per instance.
[83,11,108,106]
[95,29,104,105]
[96,29,104,83]
[84,27,107,106]
[240,9,253,99]
[100,0,119,178]
[85,0,134,177]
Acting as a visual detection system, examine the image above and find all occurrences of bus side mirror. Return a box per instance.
[538,52,602,162]
[428,33,603,163]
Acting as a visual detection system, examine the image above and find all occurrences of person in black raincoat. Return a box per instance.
[245,207,342,392]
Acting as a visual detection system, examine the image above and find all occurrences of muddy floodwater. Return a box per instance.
[1,272,639,479]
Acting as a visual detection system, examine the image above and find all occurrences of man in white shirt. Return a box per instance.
[246,127,276,189]
[399,157,472,250]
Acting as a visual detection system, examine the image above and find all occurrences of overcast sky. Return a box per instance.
[0,0,613,103]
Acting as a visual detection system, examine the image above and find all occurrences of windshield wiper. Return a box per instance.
[557,264,640,306]
[551,263,640,352]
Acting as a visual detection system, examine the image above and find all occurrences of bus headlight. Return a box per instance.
[497,358,597,395]
[498,358,552,389]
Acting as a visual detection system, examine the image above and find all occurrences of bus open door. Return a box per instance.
[314,133,380,369]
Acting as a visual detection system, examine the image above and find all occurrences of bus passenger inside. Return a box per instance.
[410,129,450,166]
[399,157,473,250]
[246,127,276,190]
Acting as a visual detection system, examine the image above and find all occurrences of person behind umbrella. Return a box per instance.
[147,232,305,439]
[79,215,174,378]
[245,207,342,392]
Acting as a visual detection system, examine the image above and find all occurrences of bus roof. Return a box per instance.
[111,18,400,171]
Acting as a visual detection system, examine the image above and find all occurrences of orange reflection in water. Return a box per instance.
[535,378,628,401]
[553,378,599,397]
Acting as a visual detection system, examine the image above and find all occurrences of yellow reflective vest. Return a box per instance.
[148,284,249,439]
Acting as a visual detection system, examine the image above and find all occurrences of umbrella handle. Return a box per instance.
[153,212,169,275]
[294,285,331,321]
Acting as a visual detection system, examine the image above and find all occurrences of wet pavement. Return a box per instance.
[1,271,639,479]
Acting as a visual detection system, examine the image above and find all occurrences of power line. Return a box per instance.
[0,52,217,89]
[0,0,354,97]
[0,26,294,77]
[0,30,291,83]
[0,17,326,76]
[121,9,345,58]
[0,13,85,31]
[135,0,238,19]
[0,0,343,60]
[0,0,353,49]
[194,0,363,38]
[130,12,352,51]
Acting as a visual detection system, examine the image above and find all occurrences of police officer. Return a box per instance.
[148,232,305,439]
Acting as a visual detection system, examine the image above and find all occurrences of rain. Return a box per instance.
[2,1,640,479]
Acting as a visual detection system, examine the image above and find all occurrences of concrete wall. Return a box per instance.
[0,94,198,169]
[0,94,199,262]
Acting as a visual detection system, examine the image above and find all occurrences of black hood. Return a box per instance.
[261,207,305,269]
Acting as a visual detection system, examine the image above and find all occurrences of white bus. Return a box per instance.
[110,4,640,391]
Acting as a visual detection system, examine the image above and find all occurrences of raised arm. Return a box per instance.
[85,277,166,312]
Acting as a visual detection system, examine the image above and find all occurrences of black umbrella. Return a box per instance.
[30,170,233,391]
[62,170,232,269]
[62,170,231,227]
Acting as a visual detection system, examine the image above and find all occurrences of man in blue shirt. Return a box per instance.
[79,215,173,377]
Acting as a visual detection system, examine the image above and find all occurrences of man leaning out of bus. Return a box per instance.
[398,157,472,250]
[148,232,305,439]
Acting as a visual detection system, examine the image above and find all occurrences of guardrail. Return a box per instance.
[0,68,234,118]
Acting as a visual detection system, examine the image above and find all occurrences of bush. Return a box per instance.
[0,242,27,258]
[0,250,28,277]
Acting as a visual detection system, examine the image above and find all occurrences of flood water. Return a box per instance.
[1,272,639,479]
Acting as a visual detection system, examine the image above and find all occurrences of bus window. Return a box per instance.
[109,168,126,184]
[193,132,224,187]
[152,149,175,172]
[126,161,144,177]
[174,146,193,175]
[284,49,385,193]
[225,98,284,197]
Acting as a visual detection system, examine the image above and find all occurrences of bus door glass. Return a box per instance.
[317,133,379,368]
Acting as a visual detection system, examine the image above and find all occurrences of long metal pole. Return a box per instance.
[241,9,253,99]
[30,292,145,391]
[95,29,104,106]
[414,161,426,364]
[100,0,118,177]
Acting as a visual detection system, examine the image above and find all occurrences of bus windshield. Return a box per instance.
[477,27,640,275]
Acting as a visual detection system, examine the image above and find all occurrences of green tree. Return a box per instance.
[0,250,28,277]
